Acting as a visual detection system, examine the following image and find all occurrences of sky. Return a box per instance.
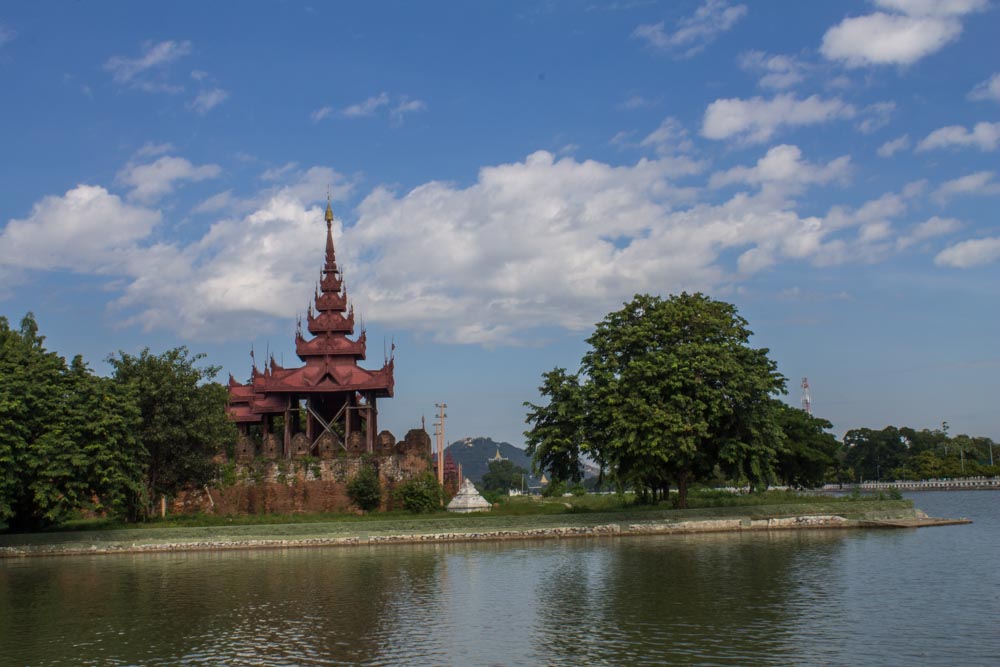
[1,1,998,446]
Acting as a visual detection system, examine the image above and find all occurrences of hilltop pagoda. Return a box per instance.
[226,200,394,459]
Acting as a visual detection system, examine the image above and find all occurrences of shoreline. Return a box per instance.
[0,511,970,559]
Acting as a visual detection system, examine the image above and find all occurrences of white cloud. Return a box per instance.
[632,0,747,57]
[188,87,229,114]
[933,171,1000,202]
[104,40,192,92]
[968,73,1000,103]
[738,51,807,89]
[0,151,960,344]
[935,236,1000,267]
[709,144,851,204]
[343,93,390,118]
[896,216,962,249]
[193,190,234,214]
[0,185,160,271]
[311,106,334,122]
[117,156,222,203]
[878,134,911,157]
[821,1,986,67]
[857,101,896,133]
[135,142,175,158]
[702,93,855,143]
[916,121,1000,151]
[390,97,427,125]
[618,94,660,110]
[640,117,695,154]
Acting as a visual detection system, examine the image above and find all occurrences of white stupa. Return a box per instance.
[446,478,492,513]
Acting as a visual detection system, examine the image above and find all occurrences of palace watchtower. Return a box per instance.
[226,200,394,459]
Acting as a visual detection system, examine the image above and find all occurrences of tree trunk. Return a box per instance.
[676,470,690,509]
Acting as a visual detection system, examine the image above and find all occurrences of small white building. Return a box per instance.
[447,478,492,513]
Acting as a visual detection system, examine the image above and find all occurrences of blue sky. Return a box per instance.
[1,1,998,446]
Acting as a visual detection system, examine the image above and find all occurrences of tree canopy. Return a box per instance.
[526,293,787,508]
[106,346,235,518]
[0,314,143,530]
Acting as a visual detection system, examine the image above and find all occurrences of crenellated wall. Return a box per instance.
[173,429,433,515]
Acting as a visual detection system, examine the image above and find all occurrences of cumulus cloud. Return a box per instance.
[933,171,1000,202]
[857,101,896,133]
[896,216,962,249]
[916,121,1000,152]
[188,87,229,114]
[0,150,956,344]
[701,93,855,143]
[709,144,850,204]
[935,236,1000,267]
[104,40,192,93]
[632,0,747,57]
[640,117,695,154]
[342,93,390,118]
[0,185,160,271]
[738,51,807,89]
[878,134,911,157]
[821,0,986,68]
[117,156,222,203]
[968,73,1000,103]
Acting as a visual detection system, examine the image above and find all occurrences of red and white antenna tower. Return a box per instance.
[801,377,812,415]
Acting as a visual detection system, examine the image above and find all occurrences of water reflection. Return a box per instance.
[2,496,999,667]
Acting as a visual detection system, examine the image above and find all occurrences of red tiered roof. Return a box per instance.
[225,200,394,423]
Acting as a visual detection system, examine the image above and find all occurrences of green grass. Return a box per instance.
[0,492,915,553]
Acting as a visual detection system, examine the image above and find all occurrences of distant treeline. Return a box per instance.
[1,313,234,531]
[841,424,997,483]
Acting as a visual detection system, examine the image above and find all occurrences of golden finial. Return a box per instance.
[324,190,334,223]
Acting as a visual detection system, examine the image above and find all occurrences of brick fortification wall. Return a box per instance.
[173,429,432,515]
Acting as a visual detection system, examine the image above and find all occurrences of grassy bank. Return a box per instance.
[0,492,916,555]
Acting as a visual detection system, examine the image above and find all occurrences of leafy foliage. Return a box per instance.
[394,472,442,513]
[526,293,787,508]
[0,314,143,530]
[480,459,529,494]
[106,347,235,519]
[772,401,841,488]
[347,464,381,512]
[523,369,588,483]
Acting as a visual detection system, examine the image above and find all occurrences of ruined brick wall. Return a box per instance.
[172,452,432,515]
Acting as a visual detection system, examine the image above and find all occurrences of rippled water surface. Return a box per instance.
[2,491,997,666]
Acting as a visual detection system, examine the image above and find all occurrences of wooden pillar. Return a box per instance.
[283,402,292,459]
[368,394,378,452]
[306,397,314,442]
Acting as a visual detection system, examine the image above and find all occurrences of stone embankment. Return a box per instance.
[0,511,969,559]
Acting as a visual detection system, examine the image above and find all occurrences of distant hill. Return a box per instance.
[445,436,536,484]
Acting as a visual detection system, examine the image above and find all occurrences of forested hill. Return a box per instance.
[445,437,533,483]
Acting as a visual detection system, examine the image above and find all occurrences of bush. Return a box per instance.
[395,472,442,513]
[568,484,587,497]
[347,465,381,512]
[541,480,566,497]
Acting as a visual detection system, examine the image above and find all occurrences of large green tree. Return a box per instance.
[523,368,589,484]
[1,314,143,530]
[480,459,530,494]
[772,401,842,488]
[525,293,787,508]
[106,347,235,518]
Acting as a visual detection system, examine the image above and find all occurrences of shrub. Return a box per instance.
[347,465,381,512]
[395,472,442,513]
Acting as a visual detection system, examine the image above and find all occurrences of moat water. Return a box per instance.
[1,491,998,666]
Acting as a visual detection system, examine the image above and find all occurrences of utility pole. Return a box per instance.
[435,402,447,486]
